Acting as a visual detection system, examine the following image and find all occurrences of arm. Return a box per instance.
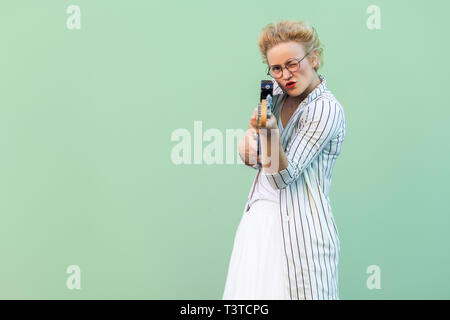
[237,126,261,170]
[261,99,343,189]
[239,94,283,170]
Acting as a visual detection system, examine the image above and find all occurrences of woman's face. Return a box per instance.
[266,41,317,97]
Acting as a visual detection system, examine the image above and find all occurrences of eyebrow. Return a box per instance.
[269,58,297,68]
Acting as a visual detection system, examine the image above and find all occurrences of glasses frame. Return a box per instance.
[266,51,312,79]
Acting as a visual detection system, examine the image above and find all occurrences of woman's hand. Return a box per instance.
[238,125,260,168]
[238,106,281,169]
[249,107,279,135]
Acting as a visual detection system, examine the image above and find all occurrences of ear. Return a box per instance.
[310,53,318,69]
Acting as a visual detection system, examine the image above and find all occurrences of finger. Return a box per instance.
[249,107,260,130]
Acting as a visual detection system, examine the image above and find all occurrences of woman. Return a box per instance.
[223,20,347,300]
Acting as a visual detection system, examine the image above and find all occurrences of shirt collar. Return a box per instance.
[276,74,328,119]
[277,74,328,133]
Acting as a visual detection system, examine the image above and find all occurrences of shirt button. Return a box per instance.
[283,215,290,222]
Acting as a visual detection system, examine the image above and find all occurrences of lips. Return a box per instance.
[286,81,296,89]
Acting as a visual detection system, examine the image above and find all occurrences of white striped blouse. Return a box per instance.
[242,74,347,299]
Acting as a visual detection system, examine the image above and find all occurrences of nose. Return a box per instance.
[281,67,294,80]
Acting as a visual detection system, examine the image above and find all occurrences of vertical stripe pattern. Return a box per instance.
[243,74,347,299]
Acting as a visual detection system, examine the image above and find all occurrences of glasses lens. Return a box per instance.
[287,61,299,72]
[270,66,282,78]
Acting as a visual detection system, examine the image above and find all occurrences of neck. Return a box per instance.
[288,73,321,107]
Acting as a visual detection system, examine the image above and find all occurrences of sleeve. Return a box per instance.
[261,98,343,190]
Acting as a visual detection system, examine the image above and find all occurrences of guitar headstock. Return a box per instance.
[257,80,274,128]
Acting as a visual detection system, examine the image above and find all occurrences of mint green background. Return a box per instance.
[1,0,449,299]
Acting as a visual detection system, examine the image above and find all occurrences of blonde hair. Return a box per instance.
[258,20,324,71]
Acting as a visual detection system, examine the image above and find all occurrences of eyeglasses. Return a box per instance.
[266,51,311,79]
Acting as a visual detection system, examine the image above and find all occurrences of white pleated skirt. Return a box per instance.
[222,199,290,300]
